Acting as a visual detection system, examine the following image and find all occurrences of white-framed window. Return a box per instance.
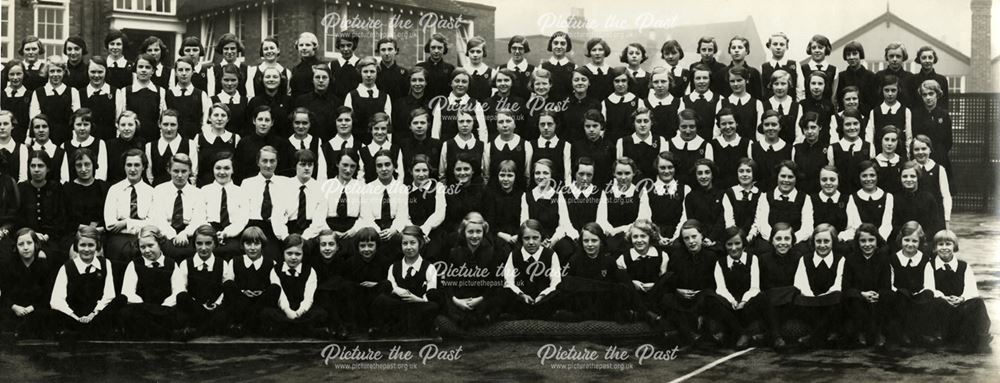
[866,60,887,72]
[415,21,436,63]
[323,2,346,58]
[369,11,390,57]
[114,0,175,15]
[1,0,13,61]
[946,75,966,94]
[261,3,278,40]
[230,10,246,40]
[200,19,216,62]
[34,1,69,58]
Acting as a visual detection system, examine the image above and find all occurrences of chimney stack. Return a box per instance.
[970,0,993,92]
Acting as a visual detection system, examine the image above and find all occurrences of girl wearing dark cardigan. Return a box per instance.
[662,219,720,344]
[842,223,892,348]
[0,228,54,339]
[683,158,726,244]
[560,223,626,322]
[891,161,944,245]
[440,212,505,327]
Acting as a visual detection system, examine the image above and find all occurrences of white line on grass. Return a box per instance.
[667,347,756,383]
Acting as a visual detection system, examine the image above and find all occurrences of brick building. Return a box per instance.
[1,0,496,68]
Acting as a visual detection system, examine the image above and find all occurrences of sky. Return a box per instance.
[470,0,999,57]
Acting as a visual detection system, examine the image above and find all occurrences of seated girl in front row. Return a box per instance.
[616,219,669,324]
[703,226,776,349]
[372,226,440,336]
[261,234,329,338]
[338,227,392,335]
[792,224,845,348]
[560,222,625,322]
[440,212,504,327]
[925,229,992,353]
[222,226,279,336]
[0,228,53,339]
[496,219,564,320]
[50,226,117,339]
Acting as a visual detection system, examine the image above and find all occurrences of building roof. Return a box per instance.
[810,11,971,66]
[178,0,490,19]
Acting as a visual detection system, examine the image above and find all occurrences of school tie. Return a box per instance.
[297,185,307,228]
[368,89,374,98]
[777,104,784,115]
[181,87,188,97]
[596,68,603,76]
[633,71,639,78]
[741,190,751,201]
[818,260,828,270]
[171,189,185,232]
[733,259,743,267]
[944,264,953,272]
[546,140,553,149]
[219,188,230,227]
[907,259,914,267]
[336,191,348,217]
[199,263,207,272]
[261,180,273,220]
[163,144,173,161]
[85,265,95,274]
[151,261,160,268]
[129,186,139,219]
[299,139,307,150]
[288,268,297,277]
[379,189,392,227]
[698,93,705,101]
[779,194,789,202]
[408,267,416,278]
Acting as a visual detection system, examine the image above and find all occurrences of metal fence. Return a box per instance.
[949,93,1000,214]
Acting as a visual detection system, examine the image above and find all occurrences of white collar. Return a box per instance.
[367,141,391,155]
[355,84,380,98]
[201,127,233,143]
[631,133,655,146]
[73,257,103,273]
[29,140,58,154]
[835,138,864,152]
[193,255,216,271]
[728,93,752,105]
[506,59,529,72]
[629,68,647,77]
[767,58,789,67]
[731,185,759,197]
[243,255,265,269]
[448,93,471,104]
[281,262,303,275]
[86,83,112,97]
[23,60,44,70]
[328,135,354,149]
[665,63,682,76]
[569,183,595,198]
[172,84,196,96]
[290,134,315,148]
[0,139,15,153]
[548,56,570,66]
[154,62,165,77]
[875,153,900,166]
[143,255,167,267]
[337,55,360,67]
[531,186,556,201]
[216,92,241,104]
[895,251,924,267]
[728,252,748,267]
[454,135,477,150]
[772,187,798,201]
[760,139,787,152]
[768,96,793,113]
[688,90,715,101]
[465,63,490,76]
[818,191,841,203]
[880,102,902,114]
[652,178,679,195]
[630,248,659,261]
[4,85,26,97]
[493,135,521,151]
[109,56,128,68]
[69,136,95,148]
[158,137,182,154]
[401,257,425,274]
[856,188,885,201]
[670,135,705,149]
[647,93,674,107]
[608,92,636,104]
[537,136,560,148]
[131,82,159,93]
[585,62,611,74]
[714,135,743,148]
[813,253,834,268]
[43,82,68,96]
[920,159,938,171]
[521,247,544,261]
[610,181,637,198]
[935,257,959,271]
[808,60,828,71]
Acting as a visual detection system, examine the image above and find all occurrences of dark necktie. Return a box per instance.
[944,264,953,272]
[220,187,230,227]
[85,265,94,274]
[151,261,160,268]
[777,104,784,115]
[288,268,297,277]
[907,259,914,267]
[129,186,139,219]
[698,93,705,100]
[163,144,173,160]
[596,68,603,76]
[408,267,416,278]
[297,185,307,228]
[633,71,639,77]
[336,191,348,217]
[818,260,828,270]
[261,180,272,219]
[848,143,856,154]
[379,189,392,227]
[171,189,185,232]
[733,260,743,267]
[368,89,374,98]
[300,139,307,150]
[741,190,751,201]
[199,263,207,272]
[780,194,789,201]
[546,140,553,149]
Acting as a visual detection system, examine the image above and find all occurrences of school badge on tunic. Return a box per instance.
[601,270,607,277]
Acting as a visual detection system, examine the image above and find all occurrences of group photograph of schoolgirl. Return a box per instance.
[0,2,994,364]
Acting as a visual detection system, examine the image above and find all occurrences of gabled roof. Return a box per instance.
[808,11,970,66]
